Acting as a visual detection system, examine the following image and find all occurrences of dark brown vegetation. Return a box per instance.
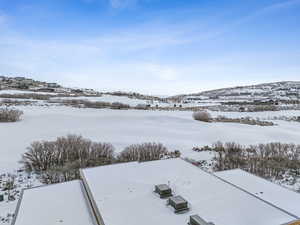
[21,135,179,184]
[49,99,131,110]
[192,111,212,122]
[192,111,274,126]
[210,142,300,180]
[0,108,23,122]
[118,143,171,162]
[21,135,115,184]
[214,116,274,126]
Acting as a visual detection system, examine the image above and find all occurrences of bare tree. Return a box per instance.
[21,135,115,184]
[118,143,169,162]
[210,142,300,180]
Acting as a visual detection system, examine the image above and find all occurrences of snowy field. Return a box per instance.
[1,106,300,172]
[0,90,59,95]
[210,110,300,119]
[51,94,153,106]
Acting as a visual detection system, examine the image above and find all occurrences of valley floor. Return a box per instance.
[1,106,300,172]
[1,105,300,224]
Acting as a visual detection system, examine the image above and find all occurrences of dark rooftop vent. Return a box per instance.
[167,195,189,213]
[188,215,215,225]
[154,184,172,198]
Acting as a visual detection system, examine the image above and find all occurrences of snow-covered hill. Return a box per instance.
[173,81,300,102]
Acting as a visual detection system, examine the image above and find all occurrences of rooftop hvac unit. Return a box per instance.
[188,214,215,225]
[154,184,173,198]
[167,195,189,213]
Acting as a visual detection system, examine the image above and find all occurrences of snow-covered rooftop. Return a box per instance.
[215,169,300,218]
[81,158,296,225]
[13,180,97,225]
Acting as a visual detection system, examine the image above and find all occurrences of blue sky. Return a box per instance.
[0,0,300,95]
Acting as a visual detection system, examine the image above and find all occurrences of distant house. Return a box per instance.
[14,77,26,81]
[47,83,60,88]
[71,89,84,94]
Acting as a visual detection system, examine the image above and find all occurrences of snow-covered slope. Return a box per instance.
[174,81,300,102]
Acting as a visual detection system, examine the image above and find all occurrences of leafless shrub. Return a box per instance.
[118,142,169,162]
[135,104,150,110]
[0,108,23,122]
[210,142,300,179]
[214,116,274,126]
[251,105,278,112]
[192,111,212,122]
[269,115,300,123]
[21,135,115,184]
[111,102,130,109]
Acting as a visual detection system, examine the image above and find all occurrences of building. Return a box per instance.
[12,180,97,225]
[215,169,300,218]
[13,159,300,225]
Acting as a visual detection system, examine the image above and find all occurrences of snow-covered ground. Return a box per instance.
[1,106,300,172]
[209,110,300,119]
[0,90,59,96]
[0,171,40,224]
[1,105,300,224]
[51,94,153,106]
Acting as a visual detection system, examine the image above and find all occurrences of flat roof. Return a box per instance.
[13,180,97,225]
[81,158,295,225]
[215,168,300,218]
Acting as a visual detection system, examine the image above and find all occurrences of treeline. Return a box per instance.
[21,135,180,184]
[49,99,132,110]
[210,142,300,179]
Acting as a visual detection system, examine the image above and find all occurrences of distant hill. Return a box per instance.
[0,75,166,101]
[170,81,300,102]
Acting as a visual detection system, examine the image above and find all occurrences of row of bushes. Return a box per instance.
[21,135,180,184]
[50,99,133,110]
[269,115,300,123]
[51,99,155,110]
[214,116,275,126]
[209,142,300,180]
[0,108,23,122]
[192,111,274,126]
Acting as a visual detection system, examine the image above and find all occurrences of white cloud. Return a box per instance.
[0,1,299,95]
[109,0,138,8]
